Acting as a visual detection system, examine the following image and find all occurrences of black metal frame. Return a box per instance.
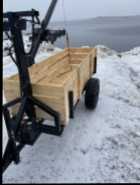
[2,92,75,173]
[2,0,68,173]
[93,56,97,74]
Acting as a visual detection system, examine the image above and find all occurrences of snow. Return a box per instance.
[2,44,140,183]
[3,41,62,78]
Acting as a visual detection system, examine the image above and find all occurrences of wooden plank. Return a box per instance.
[39,59,70,85]
[4,70,78,125]
[69,55,90,61]
[30,58,69,84]
[50,68,73,84]
[69,55,91,97]
[68,48,92,53]
[31,49,69,70]
[4,80,65,98]
[70,59,83,64]
[4,87,69,124]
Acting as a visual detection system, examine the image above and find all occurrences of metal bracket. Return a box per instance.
[2,96,63,173]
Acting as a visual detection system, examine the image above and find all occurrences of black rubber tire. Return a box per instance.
[85,78,100,110]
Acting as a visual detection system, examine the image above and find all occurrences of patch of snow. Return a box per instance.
[96,47,140,108]
[122,46,140,56]
[3,40,63,78]
[3,45,140,183]
[36,42,62,63]
[96,45,118,58]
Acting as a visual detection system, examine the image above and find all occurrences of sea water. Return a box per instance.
[50,16,140,52]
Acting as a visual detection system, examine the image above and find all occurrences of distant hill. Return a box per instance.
[50,15,140,26]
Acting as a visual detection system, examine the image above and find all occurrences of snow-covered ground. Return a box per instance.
[2,45,140,183]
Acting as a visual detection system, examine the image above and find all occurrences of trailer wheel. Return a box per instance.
[85,78,100,110]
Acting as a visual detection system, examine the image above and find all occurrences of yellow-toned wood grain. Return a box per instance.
[3,48,97,125]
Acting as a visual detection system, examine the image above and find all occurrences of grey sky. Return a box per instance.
[3,0,140,21]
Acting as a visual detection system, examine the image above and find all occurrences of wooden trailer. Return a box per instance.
[2,2,100,173]
[3,47,98,126]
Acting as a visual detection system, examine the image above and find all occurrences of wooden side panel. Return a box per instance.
[4,81,68,124]
[30,49,69,73]
[34,69,79,125]
[69,56,91,97]
[4,80,64,98]
[30,57,69,84]
[80,56,91,93]
[3,69,79,125]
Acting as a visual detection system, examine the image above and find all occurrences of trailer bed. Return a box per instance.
[4,48,97,125]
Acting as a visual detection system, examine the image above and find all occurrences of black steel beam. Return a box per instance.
[31,0,58,58]
[69,91,74,119]
[2,142,25,173]
[3,10,39,18]
[2,0,67,174]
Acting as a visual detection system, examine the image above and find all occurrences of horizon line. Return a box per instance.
[50,14,140,23]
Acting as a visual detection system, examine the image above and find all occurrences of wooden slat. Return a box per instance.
[68,48,92,53]
[39,59,70,85]
[4,80,64,98]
